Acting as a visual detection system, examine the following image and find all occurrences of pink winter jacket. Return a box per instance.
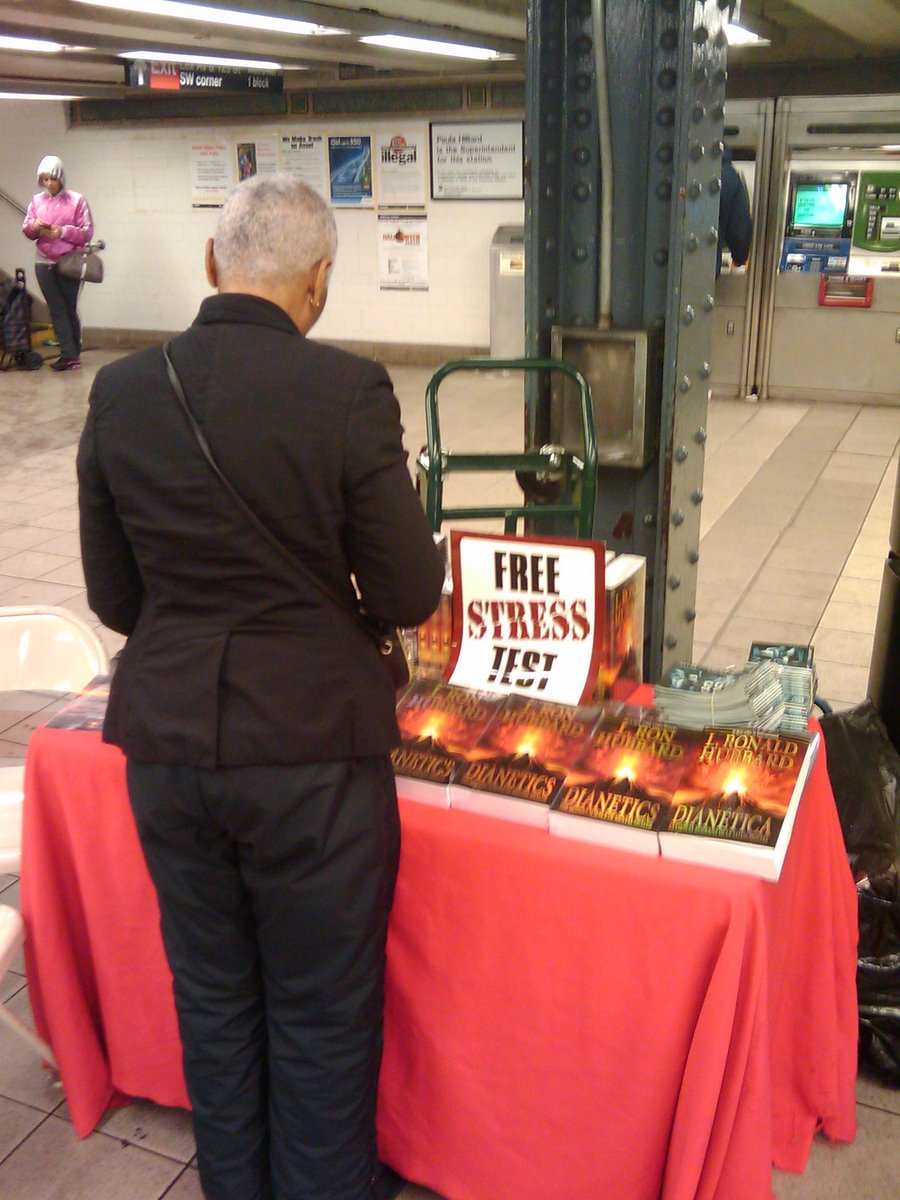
[22,189,94,263]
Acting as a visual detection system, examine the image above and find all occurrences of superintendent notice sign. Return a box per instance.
[430,120,523,200]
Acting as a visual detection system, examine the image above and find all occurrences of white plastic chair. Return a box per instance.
[0,605,110,874]
[0,904,56,1066]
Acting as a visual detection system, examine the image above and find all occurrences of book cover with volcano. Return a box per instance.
[549,712,702,854]
[657,725,820,880]
[449,694,601,828]
[391,679,506,806]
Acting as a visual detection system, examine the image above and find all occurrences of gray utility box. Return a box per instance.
[490,225,525,358]
[550,325,661,469]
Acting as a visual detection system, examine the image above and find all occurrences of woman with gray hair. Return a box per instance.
[77,174,444,1200]
[22,155,94,371]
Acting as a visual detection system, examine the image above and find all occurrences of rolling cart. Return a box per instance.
[416,357,598,538]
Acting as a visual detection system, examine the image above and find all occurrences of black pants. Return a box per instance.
[35,260,82,360]
[127,756,401,1200]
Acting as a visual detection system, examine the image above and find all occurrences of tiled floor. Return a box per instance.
[1,350,899,1198]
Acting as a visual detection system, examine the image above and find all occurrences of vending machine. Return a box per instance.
[779,171,856,273]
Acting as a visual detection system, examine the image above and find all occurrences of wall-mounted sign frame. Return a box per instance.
[430,120,524,201]
[126,61,282,93]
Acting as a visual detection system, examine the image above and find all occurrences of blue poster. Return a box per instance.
[328,135,374,207]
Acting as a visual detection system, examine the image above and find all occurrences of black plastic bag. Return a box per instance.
[820,700,900,880]
[857,867,900,1085]
[820,700,900,1085]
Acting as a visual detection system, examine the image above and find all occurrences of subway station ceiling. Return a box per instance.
[0,1,897,102]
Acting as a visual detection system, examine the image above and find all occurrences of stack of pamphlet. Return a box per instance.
[747,641,817,734]
[655,660,785,731]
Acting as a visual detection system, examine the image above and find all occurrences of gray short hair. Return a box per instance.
[214,175,337,284]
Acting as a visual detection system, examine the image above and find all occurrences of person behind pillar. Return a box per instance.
[76,175,444,1200]
[22,155,94,371]
[717,145,753,277]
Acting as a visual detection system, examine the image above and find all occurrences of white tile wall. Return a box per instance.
[0,102,524,349]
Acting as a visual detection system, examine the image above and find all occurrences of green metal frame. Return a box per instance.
[417,357,598,538]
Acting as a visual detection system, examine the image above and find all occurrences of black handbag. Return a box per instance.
[57,248,104,284]
[162,342,411,690]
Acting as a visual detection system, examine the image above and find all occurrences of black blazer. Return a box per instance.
[77,293,444,768]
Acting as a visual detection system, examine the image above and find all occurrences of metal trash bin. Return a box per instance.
[489,225,525,358]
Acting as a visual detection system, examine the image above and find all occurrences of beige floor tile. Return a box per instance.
[819,453,891,483]
[818,600,879,636]
[852,533,890,557]
[0,1096,46,1160]
[776,529,861,558]
[735,590,828,626]
[0,1115,184,1200]
[856,1072,900,1117]
[843,552,889,581]
[0,527,62,553]
[814,660,872,705]
[814,627,875,665]
[718,615,817,648]
[29,531,82,557]
[703,642,759,669]
[31,508,80,534]
[0,550,74,579]
[772,1106,900,1200]
[36,560,85,588]
[160,1169,205,1200]
[829,576,884,607]
[0,578,83,606]
[749,568,836,602]
[99,1100,195,1164]
[691,611,731,643]
[766,543,851,574]
[0,989,65,1114]
[0,968,25,1003]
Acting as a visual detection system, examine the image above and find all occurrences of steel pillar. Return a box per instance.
[525,0,731,680]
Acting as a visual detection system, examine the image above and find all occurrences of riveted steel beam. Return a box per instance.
[525,0,730,680]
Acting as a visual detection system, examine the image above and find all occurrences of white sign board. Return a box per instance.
[375,130,427,206]
[377,213,429,290]
[279,134,328,196]
[446,531,606,705]
[190,140,231,207]
[430,121,524,200]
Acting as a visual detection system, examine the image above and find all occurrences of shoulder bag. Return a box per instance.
[161,341,410,690]
[57,247,104,284]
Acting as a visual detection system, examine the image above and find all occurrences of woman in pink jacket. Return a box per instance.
[22,155,94,371]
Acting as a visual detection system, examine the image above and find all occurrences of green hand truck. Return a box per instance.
[416,357,598,538]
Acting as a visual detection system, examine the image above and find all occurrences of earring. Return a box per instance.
[309,294,321,310]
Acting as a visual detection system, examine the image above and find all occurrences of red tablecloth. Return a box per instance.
[21,712,858,1200]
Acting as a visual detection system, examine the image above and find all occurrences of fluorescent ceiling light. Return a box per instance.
[72,0,346,36]
[359,34,514,61]
[121,50,282,69]
[0,92,81,101]
[0,35,63,53]
[725,22,771,47]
